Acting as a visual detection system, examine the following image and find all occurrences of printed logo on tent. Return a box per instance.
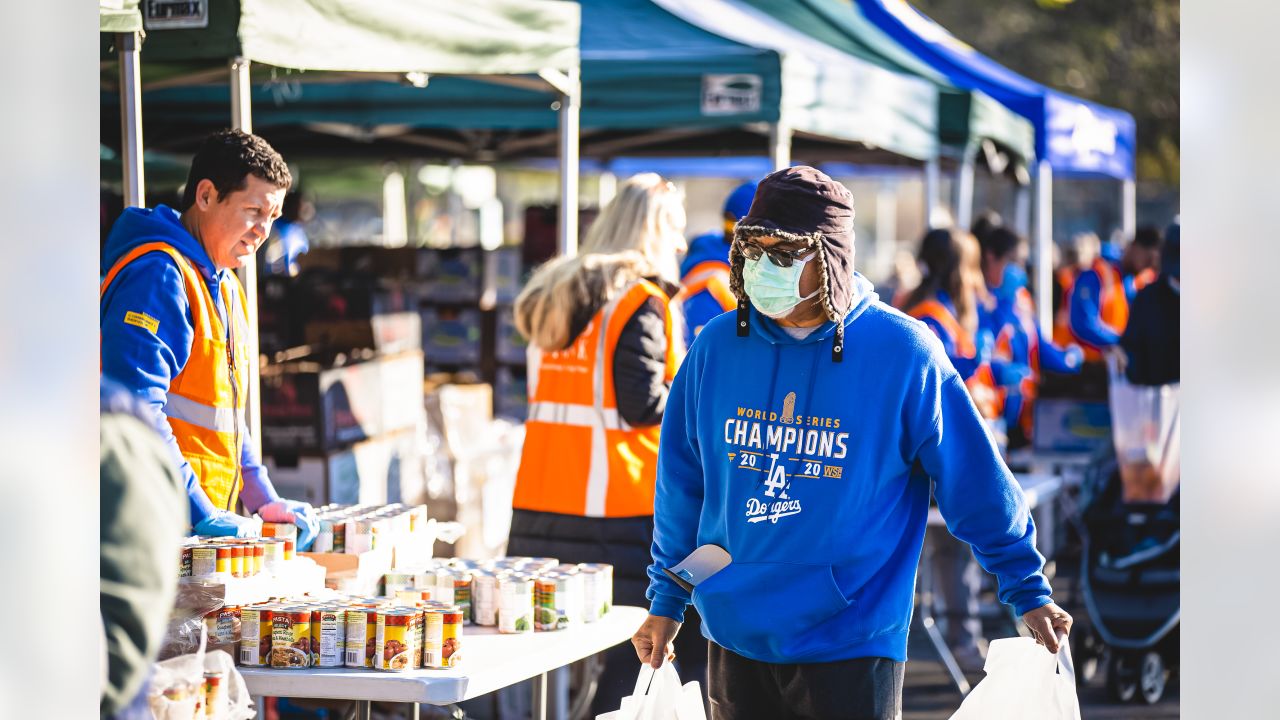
[143,0,209,30]
[702,75,763,116]
[1064,105,1118,160]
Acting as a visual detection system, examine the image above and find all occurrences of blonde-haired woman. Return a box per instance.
[509,173,700,713]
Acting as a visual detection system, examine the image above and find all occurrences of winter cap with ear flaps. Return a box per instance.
[729,165,856,361]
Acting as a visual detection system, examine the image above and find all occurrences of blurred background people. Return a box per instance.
[678,180,757,346]
[508,173,703,714]
[1121,221,1179,387]
[1122,225,1163,301]
[977,225,1084,449]
[260,188,314,277]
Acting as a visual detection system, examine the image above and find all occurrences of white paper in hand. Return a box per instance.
[596,664,707,720]
[948,637,1081,720]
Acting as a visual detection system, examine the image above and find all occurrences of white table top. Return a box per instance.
[239,605,647,704]
[928,473,1064,526]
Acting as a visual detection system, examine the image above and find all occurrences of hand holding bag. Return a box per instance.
[596,664,707,720]
[948,637,1081,720]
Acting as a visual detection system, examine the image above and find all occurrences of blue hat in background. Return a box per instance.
[724,180,759,221]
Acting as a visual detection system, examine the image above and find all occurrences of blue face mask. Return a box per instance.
[743,254,819,319]
[991,263,1027,303]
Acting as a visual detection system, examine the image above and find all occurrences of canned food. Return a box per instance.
[450,571,473,624]
[422,606,464,669]
[331,519,347,553]
[262,522,298,542]
[310,607,346,668]
[344,607,376,668]
[395,589,432,606]
[202,671,222,718]
[191,545,218,577]
[283,538,295,561]
[313,519,334,553]
[471,571,499,626]
[384,570,415,595]
[536,573,583,631]
[205,605,241,649]
[497,575,535,634]
[270,607,312,668]
[578,563,615,622]
[260,538,284,568]
[229,544,245,578]
[179,543,194,578]
[252,542,265,576]
[239,606,273,667]
[374,609,417,671]
[345,515,376,555]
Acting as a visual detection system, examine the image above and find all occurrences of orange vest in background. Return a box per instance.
[1052,266,1079,348]
[100,242,250,511]
[1132,268,1158,292]
[514,280,679,518]
[995,287,1043,439]
[907,299,1002,421]
[1068,258,1129,362]
[678,260,736,311]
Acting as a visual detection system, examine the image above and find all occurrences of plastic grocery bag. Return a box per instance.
[949,637,1081,720]
[596,664,707,720]
[149,623,255,720]
[1108,358,1180,503]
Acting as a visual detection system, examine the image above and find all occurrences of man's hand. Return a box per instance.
[1022,602,1072,654]
[632,615,681,669]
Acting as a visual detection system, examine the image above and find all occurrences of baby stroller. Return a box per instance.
[1072,361,1180,704]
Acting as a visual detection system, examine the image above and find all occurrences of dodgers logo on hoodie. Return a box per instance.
[723,391,850,525]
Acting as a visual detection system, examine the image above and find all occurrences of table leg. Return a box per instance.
[410,701,420,720]
[547,665,570,720]
[252,696,265,719]
[921,532,972,696]
[355,699,373,720]
[532,671,549,720]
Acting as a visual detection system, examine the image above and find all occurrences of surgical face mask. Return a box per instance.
[743,253,819,319]
[991,263,1028,303]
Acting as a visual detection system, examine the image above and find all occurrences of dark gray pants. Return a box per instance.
[708,643,903,720]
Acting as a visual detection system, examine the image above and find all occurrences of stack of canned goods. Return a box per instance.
[181,536,289,580]
[308,503,431,555]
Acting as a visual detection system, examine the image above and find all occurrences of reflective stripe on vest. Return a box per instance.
[514,279,678,518]
[100,242,249,511]
[907,298,1002,420]
[679,260,736,312]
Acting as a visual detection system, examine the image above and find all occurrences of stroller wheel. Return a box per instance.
[1139,651,1168,705]
[1071,630,1101,686]
[1107,653,1139,703]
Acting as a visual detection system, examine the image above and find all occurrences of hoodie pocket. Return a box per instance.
[692,562,851,659]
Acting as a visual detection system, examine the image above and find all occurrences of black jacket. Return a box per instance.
[1120,277,1180,386]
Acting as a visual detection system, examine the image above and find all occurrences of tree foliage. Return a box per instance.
[910,0,1179,184]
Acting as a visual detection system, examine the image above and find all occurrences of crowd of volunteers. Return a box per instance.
[99,130,1178,720]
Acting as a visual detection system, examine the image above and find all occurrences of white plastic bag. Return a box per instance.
[1108,358,1180,503]
[596,664,707,720]
[949,637,1081,720]
[148,623,255,720]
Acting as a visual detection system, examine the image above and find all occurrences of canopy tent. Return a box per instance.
[854,0,1138,332]
[99,0,141,33]
[735,0,1036,230]
[101,0,581,455]
[106,0,938,167]
[102,0,145,207]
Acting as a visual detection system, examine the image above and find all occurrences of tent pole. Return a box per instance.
[229,56,262,458]
[1121,178,1136,240]
[1033,159,1054,337]
[923,158,941,229]
[117,31,145,208]
[768,121,792,171]
[955,147,976,231]
[557,65,581,257]
[1014,176,1032,239]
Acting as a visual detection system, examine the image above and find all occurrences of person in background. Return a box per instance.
[509,173,703,715]
[100,129,320,547]
[678,180,758,345]
[100,377,187,719]
[633,167,1069,718]
[1121,225,1163,301]
[977,226,1084,448]
[1121,221,1179,386]
[260,188,314,276]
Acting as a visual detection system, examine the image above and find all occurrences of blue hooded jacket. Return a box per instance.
[647,274,1051,663]
[679,181,759,346]
[101,205,280,526]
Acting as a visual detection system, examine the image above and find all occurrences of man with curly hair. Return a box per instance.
[100,130,319,547]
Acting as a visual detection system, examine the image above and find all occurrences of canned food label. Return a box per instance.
[271,614,311,668]
[191,546,217,577]
[374,613,414,671]
[239,608,272,667]
[312,610,346,667]
[344,611,375,668]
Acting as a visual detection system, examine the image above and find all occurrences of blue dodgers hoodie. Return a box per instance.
[646,273,1051,663]
[101,205,280,526]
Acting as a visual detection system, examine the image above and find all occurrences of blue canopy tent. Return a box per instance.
[855,0,1137,332]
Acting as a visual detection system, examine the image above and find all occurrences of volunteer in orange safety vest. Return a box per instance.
[677,180,757,345]
[100,130,320,546]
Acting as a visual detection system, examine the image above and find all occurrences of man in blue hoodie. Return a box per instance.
[678,180,758,346]
[632,167,1071,719]
[100,130,319,547]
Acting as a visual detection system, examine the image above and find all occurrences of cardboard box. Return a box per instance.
[1033,399,1113,453]
[305,311,422,356]
[416,248,483,303]
[261,351,424,453]
[494,365,528,422]
[495,305,529,364]
[425,383,494,460]
[265,426,426,507]
[420,306,482,365]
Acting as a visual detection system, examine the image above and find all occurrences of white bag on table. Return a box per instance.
[596,664,707,720]
[949,637,1081,720]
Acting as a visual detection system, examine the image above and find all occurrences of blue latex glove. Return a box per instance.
[194,510,263,538]
[1064,344,1085,370]
[976,330,996,363]
[258,499,320,551]
[994,362,1033,388]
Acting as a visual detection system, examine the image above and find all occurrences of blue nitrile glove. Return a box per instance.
[194,510,263,538]
[994,362,1033,388]
[258,499,320,550]
[976,330,996,363]
[1064,344,1085,370]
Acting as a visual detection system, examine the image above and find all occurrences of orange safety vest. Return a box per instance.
[101,242,250,511]
[514,280,679,518]
[1051,266,1079,348]
[678,260,736,312]
[1066,258,1128,362]
[994,287,1042,439]
[907,298,1002,420]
